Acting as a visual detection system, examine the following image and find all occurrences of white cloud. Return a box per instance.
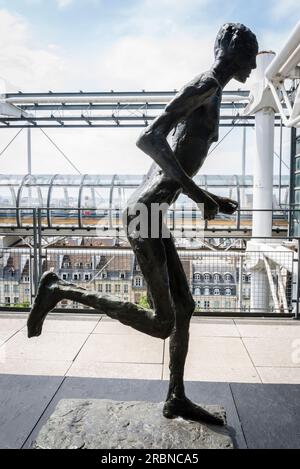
[271,0,299,20]
[0,9,69,91]
[94,34,214,91]
[56,0,73,8]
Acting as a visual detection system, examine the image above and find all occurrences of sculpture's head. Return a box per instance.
[214,23,258,83]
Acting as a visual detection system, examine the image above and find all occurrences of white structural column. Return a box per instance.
[27,128,32,175]
[252,52,276,238]
[251,51,276,312]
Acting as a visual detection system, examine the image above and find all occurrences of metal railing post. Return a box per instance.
[32,208,39,298]
[38,208,43,280]
[296,238,300,320]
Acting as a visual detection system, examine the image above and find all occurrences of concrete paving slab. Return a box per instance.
[42,317,100,334]
[235,322,300,339]
[0,316,27,331]
[76,334,164,364]
[230,383,300,449]
[243,337,300,367]
[67,362,163,380]
[93,318,141,335]
[257,367,300,384]
[0,359,71,377]
[165,336,255,368]
[0,374,64,449]
[4,330,89,362]
[189,322,240,338]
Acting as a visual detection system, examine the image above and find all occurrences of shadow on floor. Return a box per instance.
[0,374,299,449]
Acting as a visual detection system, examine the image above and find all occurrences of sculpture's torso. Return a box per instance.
[128,76,222,207]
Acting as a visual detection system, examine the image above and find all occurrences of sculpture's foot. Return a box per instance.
[163,396,225,426]
[27,271,61,338]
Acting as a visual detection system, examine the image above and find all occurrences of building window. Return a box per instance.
[5,297,10,305]
[115,284,121,293]
[194,273,201,281]
[194,287,201,296]
[225,288,232,296]
[63,262,71,268]
[4,284,9,293]
[84,274,91,281]
[225,274,233,284]
[214,288,221,296]
[203,273,211,283]
[105,284,111,293]
[204,301,210,310]
[62,274,68,280]
[124,284,129,293]
[98,284,103,293]
[213,274,220,283]
[120,273,126,280]
[134,277,143,288]
[101,272,107,279]
[73,273,81,281]
[14,297,19,304]
[25,288,30,295]
[13,285,18,294]
[204,287,210,296]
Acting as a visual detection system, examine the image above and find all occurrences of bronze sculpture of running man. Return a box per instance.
[27,23,258,426]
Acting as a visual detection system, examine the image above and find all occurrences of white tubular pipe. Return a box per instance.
[252,52,276,238]
[279,43,300,78]
[252,108,275,237]
[266,19,300,81]
[5,94,249,105]
[250,52,276,314]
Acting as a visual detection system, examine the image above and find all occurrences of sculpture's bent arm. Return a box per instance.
[136,79,219,209]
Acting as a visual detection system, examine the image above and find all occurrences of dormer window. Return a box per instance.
[225,274,233,284]
[213,274,220,283]
[134,276,143,287]
[203,273,211,283]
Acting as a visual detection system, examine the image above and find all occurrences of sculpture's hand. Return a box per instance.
[215,196,239,215]
[202,194,219,220]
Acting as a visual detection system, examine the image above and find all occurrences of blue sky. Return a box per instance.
[0,0,296,53]
[0,0,297,174]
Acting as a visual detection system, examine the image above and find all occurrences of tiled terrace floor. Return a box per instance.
[1,313,300,449]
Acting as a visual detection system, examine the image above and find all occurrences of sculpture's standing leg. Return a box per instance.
[164,236,195,401]
[162,236,224,425]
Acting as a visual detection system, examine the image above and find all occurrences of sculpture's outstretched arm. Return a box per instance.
[136,79,220,219]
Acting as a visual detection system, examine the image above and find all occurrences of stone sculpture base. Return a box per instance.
[33,399,234,449]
